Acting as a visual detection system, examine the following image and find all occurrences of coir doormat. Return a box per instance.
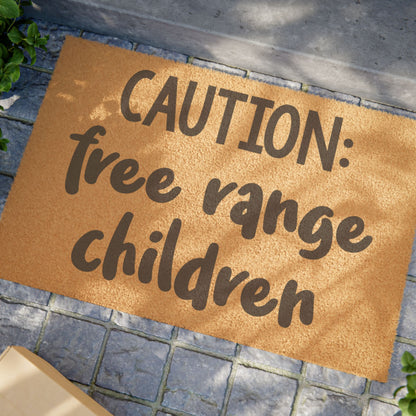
[1,37,416,381]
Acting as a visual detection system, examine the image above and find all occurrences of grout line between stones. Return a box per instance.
[33,293,57,353]
[289,361,308,416]
[219,343,241,416]
[0,112,34,125]
[360,378,372,416]
[150,326,179,416]
[88,325,112,394]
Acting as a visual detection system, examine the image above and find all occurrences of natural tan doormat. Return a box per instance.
[1,37,415,381]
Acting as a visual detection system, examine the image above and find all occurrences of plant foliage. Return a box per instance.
[0,0,48,151]
[394,351,416,416]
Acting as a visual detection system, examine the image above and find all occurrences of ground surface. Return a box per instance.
[1,19,416,416]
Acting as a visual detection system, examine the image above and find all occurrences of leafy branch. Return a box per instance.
[0,0,49,151]
[394,351,416,416]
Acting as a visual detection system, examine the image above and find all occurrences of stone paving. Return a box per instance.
[1,19,416,416]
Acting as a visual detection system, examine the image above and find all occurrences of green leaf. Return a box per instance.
[6,65,19,82]
[400,398,411,413]
[0,44,8,60]
[408,375,416,391]
[9,48,24,65]
[0,138,9,152]
[24,44,36,65]
[7,26,24,44]
[0,0,19,19]
[0,76,12,93]
[27,22,39,39]
[409,399,416,416]
[403,352,416,373]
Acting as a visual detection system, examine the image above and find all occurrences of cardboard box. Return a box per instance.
[0,346,112,415]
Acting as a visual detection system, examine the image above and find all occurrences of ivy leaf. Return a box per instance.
[5,64,20,83]
[403,352,416,373]
[0,138,9,152]
[0,0,19,19]
[0,76,12,93]
[24,44,36,65]
[9,48,24,65]
[409,399,416,416]
[7,26,24,44]
[0,44,8,60]
[27,22,39,39]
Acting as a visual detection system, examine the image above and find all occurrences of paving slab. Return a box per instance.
[27,0,416,110]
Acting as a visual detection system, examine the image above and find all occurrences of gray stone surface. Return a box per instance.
[307,86,360,105]
[32,20,81,70]
[0,119,32,176]
[38,313,106,384]
[136,44,188,63]
[112,311,173,339]
[27,0,416,110]
[0,174,13,217]
[177,328,236,355]
[305,364,367,394]
[82,31,133,50]
[0,67,51,122]
[361,99,416,119]
[397,280,416,339]
[192,58,246,77]
[296,386,362,416]
[239,345,302,373]
[53,295,112,321]
[0,279,50,305]
[370,342,416,399]
[0,299,46,353]
[409,235,416,277]
[163,348,231,416]
[226,366,297,416]
[248,71,301,90]
[92,392,152,416]
[367,399,400,416]
[97,330,169,400]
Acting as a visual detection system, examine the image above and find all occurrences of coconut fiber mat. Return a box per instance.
[1,37,416,381]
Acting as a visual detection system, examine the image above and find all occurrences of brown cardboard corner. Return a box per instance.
[0,346,112,416]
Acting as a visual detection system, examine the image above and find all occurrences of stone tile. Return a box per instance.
[0,67,51,122]
[249,71,301,90]
[0,280,50,305]
[177,328,236,355]
[97,330,169,401]
[307,86,360,105]
[408,233,416,277]
[370,342,416,399]
[0,299,46,353]
[367,399,400,416]
[227,366,297,416]
[296,386,362,416]
[92,392,152,416]
[53,295,112,321]
[305,364,366,394]
[82,31,133,50]
[38,313,106,384]
[0,119,32,176]
[163,348,231,416]
[136,44,188,63]
[239,345,302,373]
[112,311,173,339]
[0,174,13,217]
[397,280,416,339]
[32,20,81,70]
[192,58,246,77]
[360,100,416,120]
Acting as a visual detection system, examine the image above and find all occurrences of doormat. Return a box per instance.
[1,37,416,381]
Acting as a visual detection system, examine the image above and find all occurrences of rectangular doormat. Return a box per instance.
[1,36,416,381]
